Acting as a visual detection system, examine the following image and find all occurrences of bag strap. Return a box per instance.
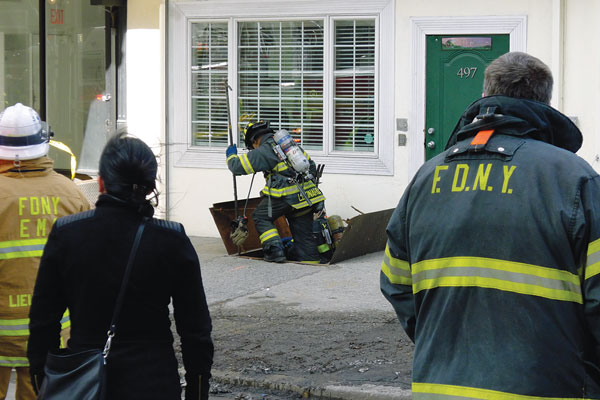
[102,219,147,359]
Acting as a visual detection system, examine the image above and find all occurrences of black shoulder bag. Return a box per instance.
[38,220,147,400]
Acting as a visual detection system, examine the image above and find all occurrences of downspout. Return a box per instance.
[164,0,170,220]
[551,0,565,111]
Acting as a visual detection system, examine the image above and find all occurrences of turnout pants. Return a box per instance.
[0,366,36,400]
[252,197,320,262]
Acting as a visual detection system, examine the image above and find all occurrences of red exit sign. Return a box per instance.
[50,9,64,25]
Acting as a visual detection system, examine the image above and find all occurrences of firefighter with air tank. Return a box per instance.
[225,120,328,263]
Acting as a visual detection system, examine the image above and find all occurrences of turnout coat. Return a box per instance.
[0,157,90,369]
[226,133,325,209]
[27,195,214,400]
[381,95,600,399]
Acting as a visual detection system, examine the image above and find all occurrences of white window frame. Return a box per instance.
[168,0,394,175]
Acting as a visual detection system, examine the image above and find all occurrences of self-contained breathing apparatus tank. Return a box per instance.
[272,129,310,177]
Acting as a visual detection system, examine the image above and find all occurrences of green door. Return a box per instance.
[425,35,509,160]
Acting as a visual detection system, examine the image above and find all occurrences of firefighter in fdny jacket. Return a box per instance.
[381,52,600,399]
[226,120,325,263]
[0,103,90,400]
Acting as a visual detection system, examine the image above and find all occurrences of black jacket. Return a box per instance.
[381,96,600,398]
[27,195,213,400]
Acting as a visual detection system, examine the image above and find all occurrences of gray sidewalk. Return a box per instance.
[192,236,413,400]
[7,237,411,400]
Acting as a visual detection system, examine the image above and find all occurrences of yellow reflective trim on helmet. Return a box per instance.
[412,382,590,400]
[50,139,77,180]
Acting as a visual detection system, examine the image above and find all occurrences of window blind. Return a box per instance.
[333,19,375,152]
[191,22,228,147]
[238,20,324,151]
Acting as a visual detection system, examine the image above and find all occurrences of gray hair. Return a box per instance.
[483,52,553,104]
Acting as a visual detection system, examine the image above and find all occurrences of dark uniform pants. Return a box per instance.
[252,196,320,262]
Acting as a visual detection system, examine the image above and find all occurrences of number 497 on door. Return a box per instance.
[457,67,477,79]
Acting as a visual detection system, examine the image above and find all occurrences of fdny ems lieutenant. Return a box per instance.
[226,121,325,263]
[0,104,90,400]
[381,52,600,399]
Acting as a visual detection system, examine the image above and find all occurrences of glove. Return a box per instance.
[230,217,249,246]
[225,144,237,158]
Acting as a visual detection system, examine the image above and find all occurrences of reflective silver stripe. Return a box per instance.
[412,382,589,400]
[413,257,582,304]
[0,244,45,254]
[0,357,29,367]
[586,238,600,280]
[381,244,411,285]
[413,267,581,295]
[0,324,28,331]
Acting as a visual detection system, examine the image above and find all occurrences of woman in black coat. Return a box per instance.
[27,133,213,400]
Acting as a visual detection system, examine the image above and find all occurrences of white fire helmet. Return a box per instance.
[0,103,50,160]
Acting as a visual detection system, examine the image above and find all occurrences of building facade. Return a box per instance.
[2,0,599,237]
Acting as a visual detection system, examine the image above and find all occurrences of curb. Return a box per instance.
[211,369,412,400]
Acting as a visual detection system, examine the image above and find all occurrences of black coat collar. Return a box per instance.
[445,95,582,153]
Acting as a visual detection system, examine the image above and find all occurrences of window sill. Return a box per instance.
[173,147,393,175]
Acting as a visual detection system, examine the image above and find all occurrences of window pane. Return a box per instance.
[238,20,324,150]
[46,2,108,172]
[0,0,40,111]
[333,19,375,152]
[191,22,228,147]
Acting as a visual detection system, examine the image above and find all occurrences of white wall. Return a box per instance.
[126,0,167,217]
[126,0,600,236]
[562,0,600,168]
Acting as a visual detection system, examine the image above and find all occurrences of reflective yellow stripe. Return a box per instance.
[412,382,589,400]
[0,356,29,367]
[226,154,237,163]
[0,238,47,260]
[262,181,318,197]
[0,317,29,336]
[585,238,600,280]
[293,195,325,209]
[259,229,280,243]
[0,310,69,336]
[273,162,288,172]
[412,257,582,304]
[300,260,320,264]
[61,309,71,330]
[317,243,330,253]
[50,139,77,180]
[381,244,411,285]
[239,153,255,174]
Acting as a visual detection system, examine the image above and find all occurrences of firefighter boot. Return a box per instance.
[263,244,286,263]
